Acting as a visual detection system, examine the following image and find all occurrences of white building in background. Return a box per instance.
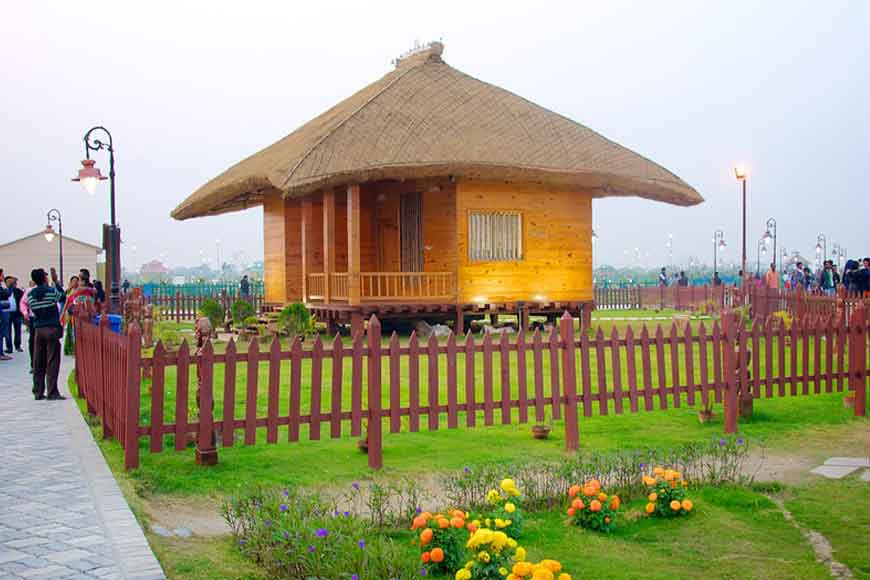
[0,231,102,284]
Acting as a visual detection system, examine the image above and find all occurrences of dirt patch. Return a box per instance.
[144,496,230,537]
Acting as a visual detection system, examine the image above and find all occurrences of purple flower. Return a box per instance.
[639,463,647,470]
[279,504,288,512]
[737,438,745,446]
[463,466,471,474]
[283,531,289,540]
[352,482,360,491]
[420,568,428,576]
[238,538,246,545]
[308,545,315,553]
[282,489,289,497]
[352,575,359,580]
[719,438,727,447]
[415,506,422,515]
[264,519,271,527]
[357,539,366,549]
[343,511,350,517]
[316,528,329,538]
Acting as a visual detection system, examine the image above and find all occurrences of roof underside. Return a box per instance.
[172,46,702,220]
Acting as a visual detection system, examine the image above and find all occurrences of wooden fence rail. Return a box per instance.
[73,307,869,472]
[594,284,739,312]
[121,291,265,322]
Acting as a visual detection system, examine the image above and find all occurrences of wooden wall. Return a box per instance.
[456,180,593,303]
[263,192,287,304]
[284,199,303,301]
[422,187,457,273]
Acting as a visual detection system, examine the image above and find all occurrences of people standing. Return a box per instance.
[712,271,722,286]
[820,260,836,296]
[29,268,67,400]
[122,278,130,294]
[678,271,689,287]
[19,280,36,371]
[6,277,24,352]
[764,263,781,289]
[0,276,12,359]
[658,268,668,287]
[239,274,251,300]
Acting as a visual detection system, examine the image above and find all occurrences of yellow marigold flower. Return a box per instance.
[505,502,516,513]
[456,570,472,580]
[532,569,554,580]
[501,478,517,492]
[540,559,562,572]
[515,547,527,561]
[466,560,475,569]
[642,475,657,486]
[500,568,509,576]
[485,518,492,528]
[479,551,491,563]
[648,492,658,502]
[487,490,502,504]
[491,531,509,550]
[664,470,675,482]
[508,576,520,580]
[507,538,518,549]
[558,574,572,580]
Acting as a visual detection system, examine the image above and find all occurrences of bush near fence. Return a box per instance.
[72,306,870,472]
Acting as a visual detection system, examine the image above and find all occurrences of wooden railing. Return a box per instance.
[595,284,739,312]
[360,272,454,302]
[121,291,264,322]
[306,272,456,303]
[331,273,349,301]
[308,273,326,300]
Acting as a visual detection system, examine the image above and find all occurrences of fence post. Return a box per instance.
[560,312,580,451]
[367,315,383,469]
[850,306,867,417]
[637,285,642,309]
[98,315,112,439]
[722,313,739,434]
[124,323,142,470]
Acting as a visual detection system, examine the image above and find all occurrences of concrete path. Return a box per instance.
[0,350,164,579]
[810,457,870,480]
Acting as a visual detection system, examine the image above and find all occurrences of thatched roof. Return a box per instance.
[172,43,702,220]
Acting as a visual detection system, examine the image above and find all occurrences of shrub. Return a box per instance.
[231,299,255,327]
[243,315,260,327]
[411,509,468,574]
[343,477,424,530]
[642,467,694,517]
[460,528,520,580]
[278,303,316,337]
[565,479,620,532]
[198,298,225,330]
[221,486,419,579]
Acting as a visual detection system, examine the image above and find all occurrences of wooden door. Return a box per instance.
[400,192,423,272]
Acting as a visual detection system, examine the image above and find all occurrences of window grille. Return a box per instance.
[468,211,523,262]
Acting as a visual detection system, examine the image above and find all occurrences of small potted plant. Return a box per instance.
[531,411,553,440]
[357,420,369,453]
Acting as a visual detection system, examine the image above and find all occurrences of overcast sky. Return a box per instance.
[2,1,867,271]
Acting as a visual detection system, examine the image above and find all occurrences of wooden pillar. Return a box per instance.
[323,190,335,303]
[301,199,312,302]
[455,304,464,335]
[347,184,361,306]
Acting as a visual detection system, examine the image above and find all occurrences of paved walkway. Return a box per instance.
[0,351,164,579]
[810,457,870,481]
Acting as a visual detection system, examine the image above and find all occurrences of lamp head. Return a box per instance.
[43,224,56,243]
[734,164,748,180]
[72,159,107,195]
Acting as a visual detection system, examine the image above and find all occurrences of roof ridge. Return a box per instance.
[279,63,425,190]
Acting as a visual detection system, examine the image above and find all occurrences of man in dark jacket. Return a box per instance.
[6,277,25,352]
[29,268,66,400]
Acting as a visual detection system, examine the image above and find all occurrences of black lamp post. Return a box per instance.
[762,217,777,272]
[72,126,120,314]
[43,209,64,282]
[713,229,726,282]
[734,165,748,281]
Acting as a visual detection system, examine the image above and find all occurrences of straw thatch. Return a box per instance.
[172,42,702,220]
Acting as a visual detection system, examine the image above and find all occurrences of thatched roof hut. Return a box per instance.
[172,42,701,221]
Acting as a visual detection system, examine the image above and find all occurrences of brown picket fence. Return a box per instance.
[73,307,869,472]
[120,291,265,322]
[594,284,739,312]
[746,286,870,326]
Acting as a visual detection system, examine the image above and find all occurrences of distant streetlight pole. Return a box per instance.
[666,233,674,270]
[216,239,222,281]
[815,234,827,264]
[762,217,777,272]
[756,237,767,277]
[734,165,748,280]
[713,229,726,281]
[43,209,64,282]
[72,126,120,314]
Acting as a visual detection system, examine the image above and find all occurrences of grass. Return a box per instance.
[785,477,870,577]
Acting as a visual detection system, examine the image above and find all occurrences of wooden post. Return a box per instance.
[98,315,112,439]
[323,189,335,303]
[124,323,142,470]
[301,198,313,303]
[455,304,464,335]
[850,306,867,417]
[347,184,361,306]
[560,312,580,451]
[367,316,383,469]
[723,315,739,434]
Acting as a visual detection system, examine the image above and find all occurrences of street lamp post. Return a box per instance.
[815,234,827,264]
[72,126,120,314]
[756,237,767,277]
[666,233,674,270]
[43,209,64,282]
[762,217,777,272]
[713,229,726,282]
[734,165,748,281]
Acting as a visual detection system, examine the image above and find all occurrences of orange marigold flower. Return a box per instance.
[568,485,581,498]
[648,492,658,502]
[571,499,583,510]
[430,547,444,563]
[420,528,433,545]
[450,516,465,528]
[642,475,657,486]
[670,500,681,511]
[681,499,694,512]
[567,507,576,516]
[645,502,655,514]
[412,515,427,530]
[583,485,596,497]
[437,518,450,529]
[421,551,431,563]
[604,516,611,524]
[590,500,602,512]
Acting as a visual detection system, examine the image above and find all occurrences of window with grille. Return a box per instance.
[468,211,523,262]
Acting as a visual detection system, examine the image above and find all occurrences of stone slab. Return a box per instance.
[823,457,870,468]
[810,465,861,479]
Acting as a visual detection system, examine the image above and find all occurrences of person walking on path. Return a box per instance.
[29,268,66,400]
[764,263,781,290]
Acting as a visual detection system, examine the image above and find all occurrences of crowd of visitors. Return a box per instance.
[0,265,107,401]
